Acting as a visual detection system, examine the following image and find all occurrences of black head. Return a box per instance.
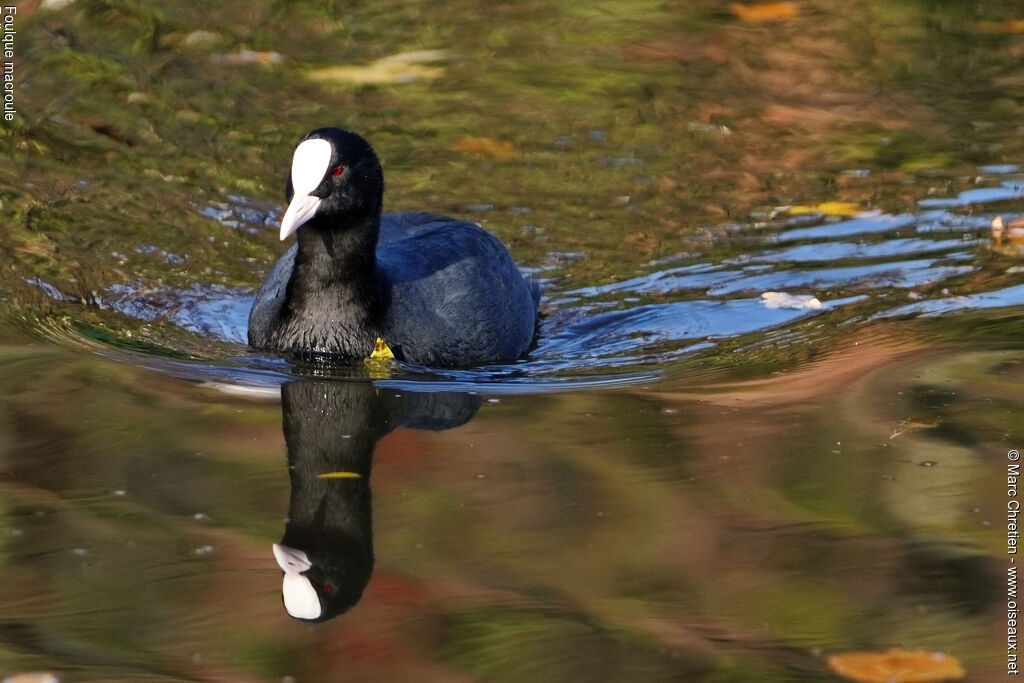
[280,128,385,240]
[273,542,372,622]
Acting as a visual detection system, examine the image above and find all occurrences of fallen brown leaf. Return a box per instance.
[623,231,658,257]
[973,19,1024,34]
[889,417,940,440]
[827,648,965,683]
[451,136,519,160]
[730,2,801,23]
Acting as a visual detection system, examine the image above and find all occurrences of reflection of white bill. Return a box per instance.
[273,543,321,620]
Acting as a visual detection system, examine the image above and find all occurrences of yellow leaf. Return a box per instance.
[787,202,861,217]
[317,471,362,479]
[991,215,1024,256]
[369,337,394,360]
[306,50,447,85]
[1008,216,1024,242]
[451,136,519,160]
[730,2,801,23]
[827,649,965,683]
[363,337,396,377]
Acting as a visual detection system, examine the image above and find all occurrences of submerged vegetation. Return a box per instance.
[3,0,1024,290]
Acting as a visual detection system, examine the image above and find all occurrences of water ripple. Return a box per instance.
[22,167,1024,389]
[775,212,917,242]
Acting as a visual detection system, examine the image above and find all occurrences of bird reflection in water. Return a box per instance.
[273,379,480,621]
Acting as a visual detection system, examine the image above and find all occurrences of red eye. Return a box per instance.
[332,165,344,177]
[323,582,335,595]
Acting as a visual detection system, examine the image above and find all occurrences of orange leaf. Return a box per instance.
[730,2,801,23]
[973,19,1024,34]
[827,649,965,683]
[451,136,519,160]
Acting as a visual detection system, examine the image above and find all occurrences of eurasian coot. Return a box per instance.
[248,127,539,366]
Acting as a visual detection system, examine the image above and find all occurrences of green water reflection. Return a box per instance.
[0,327,1013,680]
[5,0,1024,295]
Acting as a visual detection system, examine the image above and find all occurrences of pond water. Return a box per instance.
[1,1,1022,681]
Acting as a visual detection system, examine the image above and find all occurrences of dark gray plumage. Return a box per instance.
[247,128,539,366]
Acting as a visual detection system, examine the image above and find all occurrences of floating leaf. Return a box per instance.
[1010,218,1024,239]
[761,291,822,310]
[306,50,448,85]
[889,417,940,440]
[973,19,1024,34]
[623,231,658,257]
[787,202,861,217]
[991,216,1024,256]
[451,136,519,160]
[317,471,362,479]
[212,50,283,65]
[181,30,223,49]
[374,49,448,65]
[730,2,801,23]
[827,649,965,683]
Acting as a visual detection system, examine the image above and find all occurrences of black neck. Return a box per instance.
[280,381,382,618]
[280,381,383,545]
[272,211,384,357]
